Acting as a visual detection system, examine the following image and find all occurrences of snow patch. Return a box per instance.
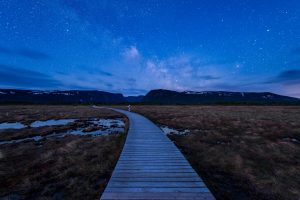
[160,125,190,135]
[183,91,212,95]
[262,94,274,99]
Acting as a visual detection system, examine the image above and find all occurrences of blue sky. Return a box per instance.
[0,0,300,97]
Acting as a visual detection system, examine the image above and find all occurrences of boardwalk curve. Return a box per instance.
[101,108,215,200]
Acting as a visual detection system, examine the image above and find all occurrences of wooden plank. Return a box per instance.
[116,164,191,167]
[119,156,184,159]
[116,160,189,163]
[108,181,206,188]
[104,187,211,193]
[121,152,181,155]
[112,172,199,178]
[101,192,214,200]
[114,169,196,173]
[116,165,192,169]
[110,177,202,182]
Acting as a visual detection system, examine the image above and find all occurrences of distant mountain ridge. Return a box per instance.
[142,89,300,104]
[0,89,125,104]
[0,89,299,104]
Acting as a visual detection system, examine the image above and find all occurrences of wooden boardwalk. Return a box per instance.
[100,109,215,200]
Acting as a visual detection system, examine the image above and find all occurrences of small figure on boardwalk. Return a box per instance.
[127,104,131,112]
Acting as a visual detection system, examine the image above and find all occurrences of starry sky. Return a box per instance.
[0,0,300,97]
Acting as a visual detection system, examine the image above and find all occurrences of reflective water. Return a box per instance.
[30,119,76,127]
[0,122,26,129]
[0,118,125,145]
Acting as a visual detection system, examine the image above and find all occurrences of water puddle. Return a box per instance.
[0,118,124,130]
[0,122,26,129]
[282,137,299,144]
[30,119,76,127]
[0,136,43,145]
[90,118,125,128]
[0,119,125,145]
[58,127,124,137]
[160,125,190,135]
[0,119,76,129]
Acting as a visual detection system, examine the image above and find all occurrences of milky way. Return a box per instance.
[0,0,300,97]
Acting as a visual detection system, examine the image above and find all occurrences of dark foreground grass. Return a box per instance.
[0,106,127,199]
[130,105,300,200]
[0,105,122,125]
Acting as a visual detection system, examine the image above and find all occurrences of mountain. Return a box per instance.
[1,89,299,105]
[0,89,125,104]
[143,89,300,104]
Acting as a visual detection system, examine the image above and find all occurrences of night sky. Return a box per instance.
[0,0,300,97]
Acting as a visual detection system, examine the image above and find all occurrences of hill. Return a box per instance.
[1,89,299,104]
[0,89,125,104]
[143,89,300,104]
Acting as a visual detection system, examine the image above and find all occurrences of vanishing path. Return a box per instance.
[101,108,215,200]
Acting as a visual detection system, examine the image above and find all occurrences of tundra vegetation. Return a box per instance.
[0,106,127,199]
[129,105,300,200]
[1,105,300,200]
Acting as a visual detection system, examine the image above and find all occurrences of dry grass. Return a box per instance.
[129,105,300,200]
[0,106,128,199]
[0,105,124,141]
[0,105,122,125]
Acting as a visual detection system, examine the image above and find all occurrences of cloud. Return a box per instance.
[74,65,114,77]
[260,69,300,98]
[266,69,300,85]
[197,75,220,80]
[122,46,140,60]
[0,46,51,60]
[282,83,300,98]
[92,68,113,76]
[53,69,115,91]
[98,70,113,76]
[0,64,61,88]
[15,49,51,60]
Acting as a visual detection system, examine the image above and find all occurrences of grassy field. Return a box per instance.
[0,106,127,199]
[2,105,300,199]
[128,105,300,200]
